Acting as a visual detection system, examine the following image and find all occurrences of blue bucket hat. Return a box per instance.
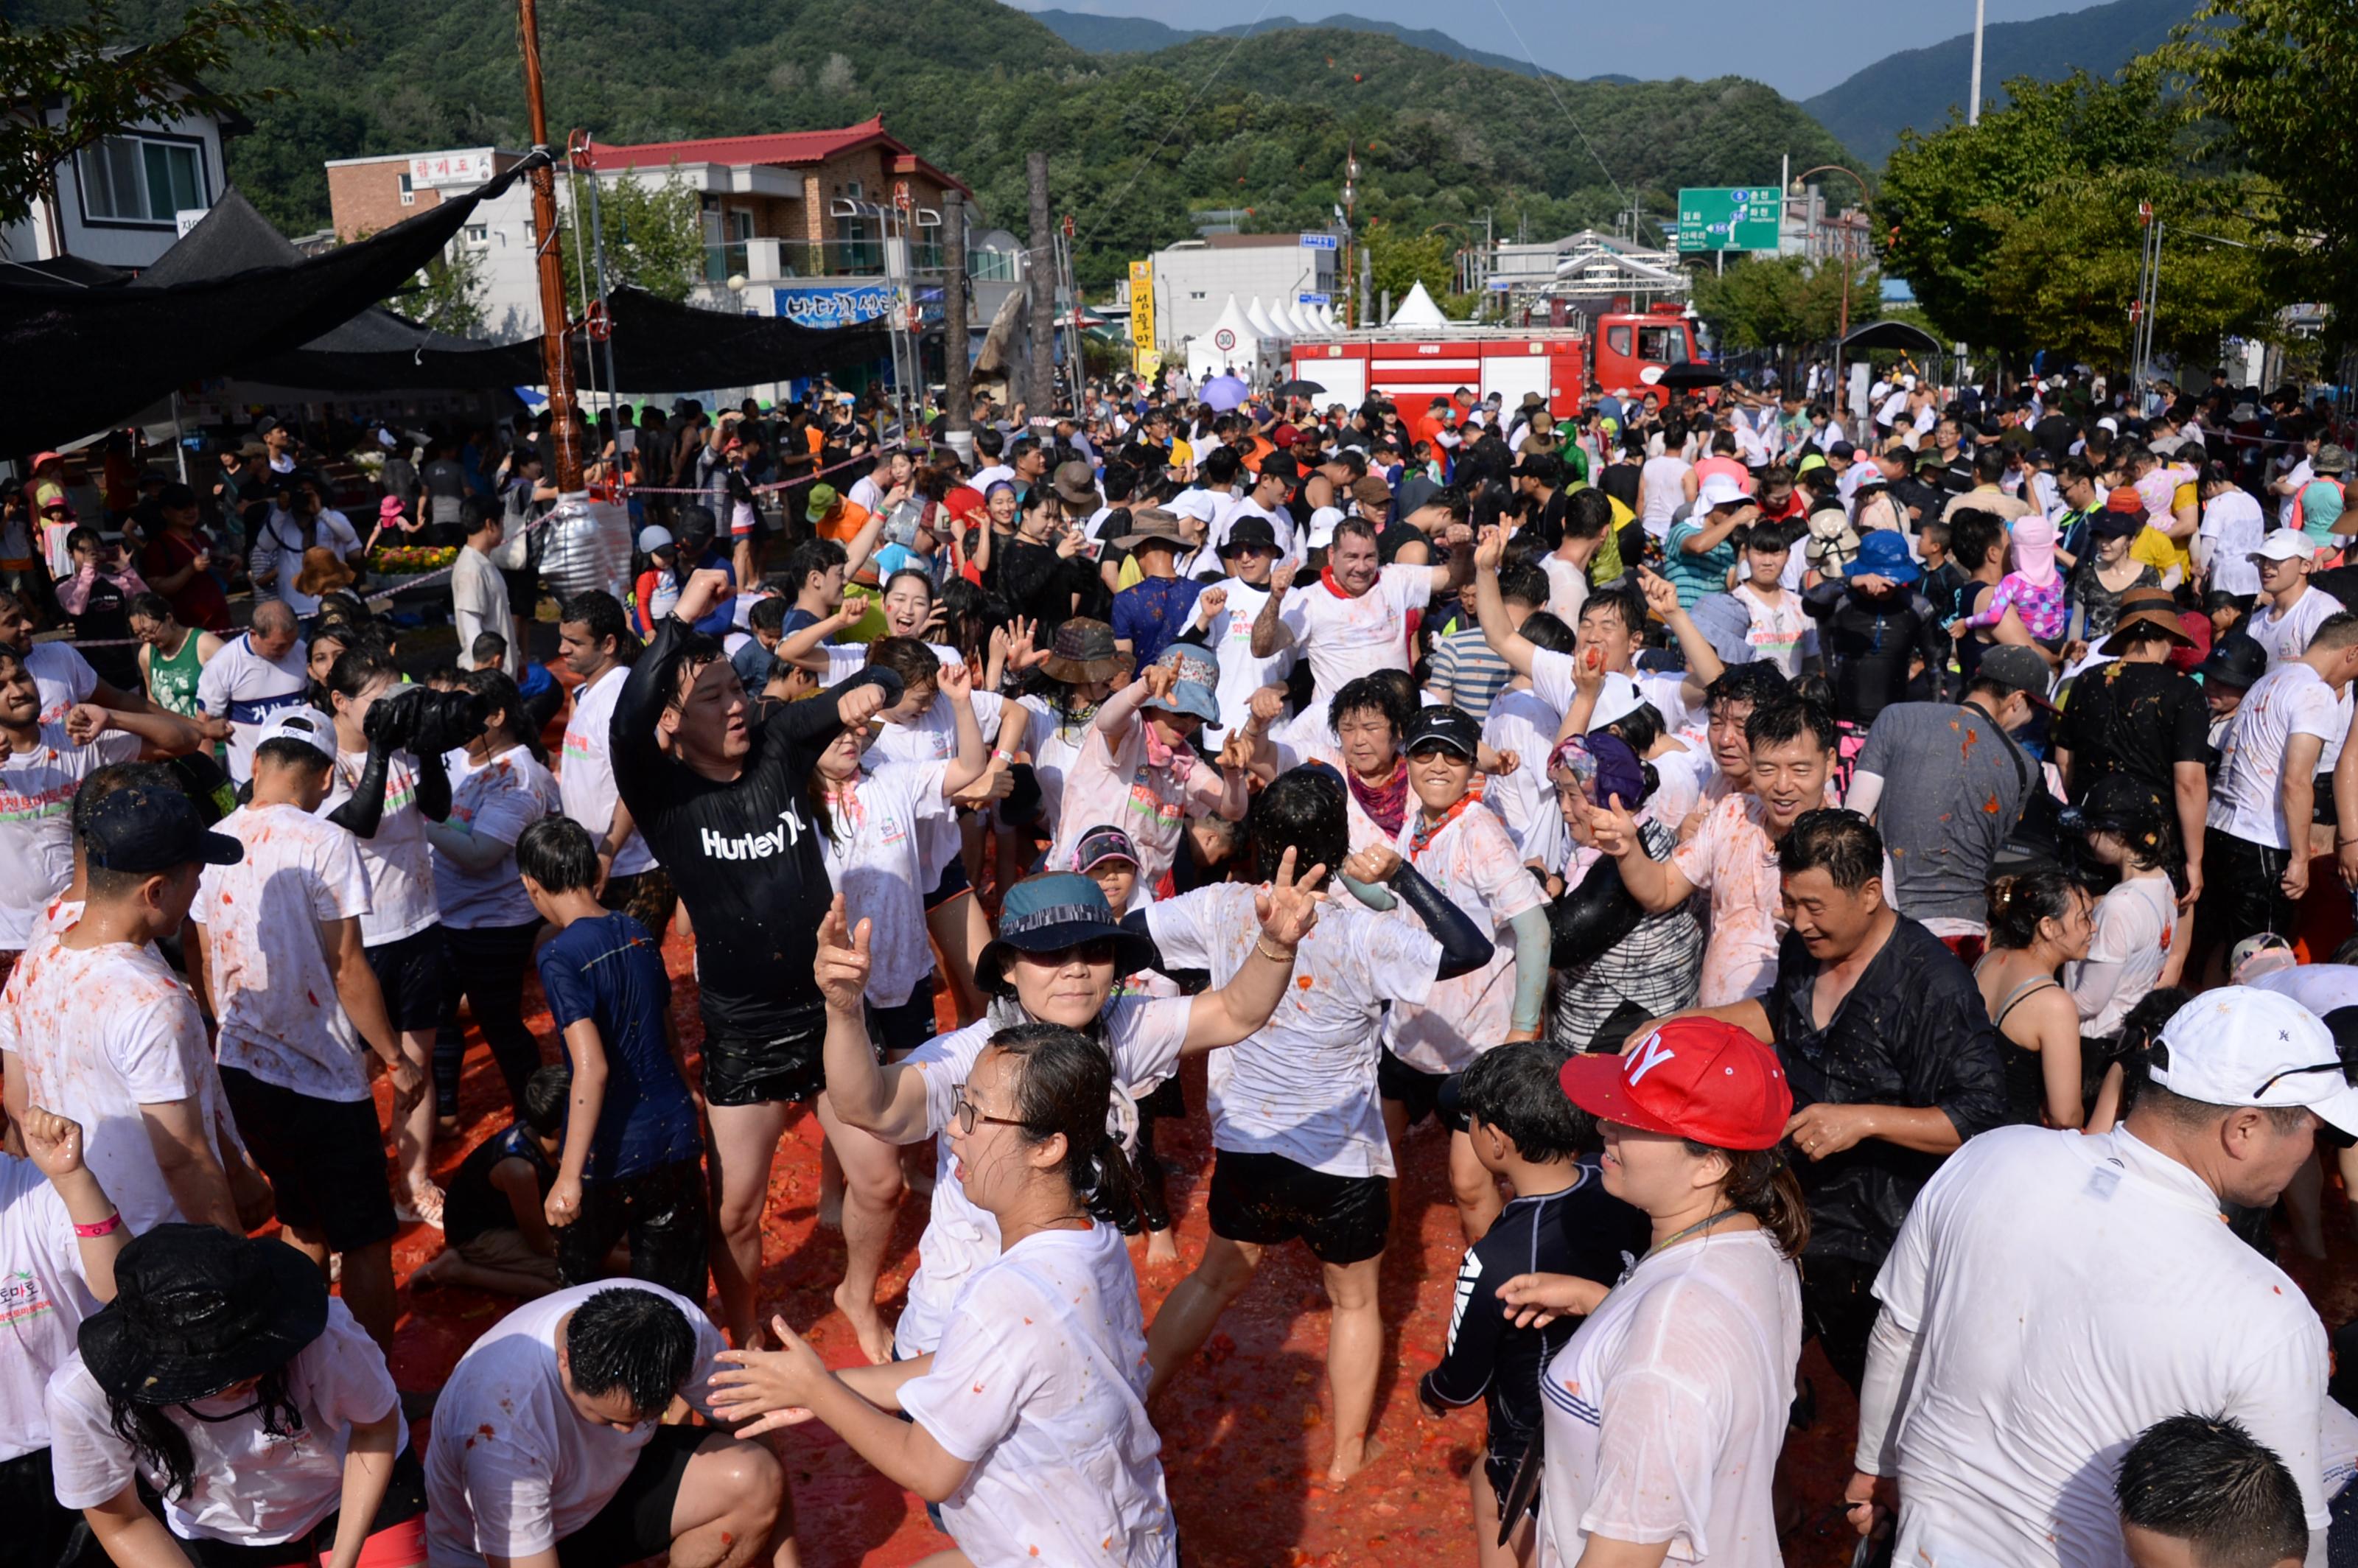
[1853,529,1922,584]
[974,872,1158,994]
[1147,643,1222,726]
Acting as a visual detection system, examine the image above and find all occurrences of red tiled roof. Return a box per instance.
[576,116,969,193]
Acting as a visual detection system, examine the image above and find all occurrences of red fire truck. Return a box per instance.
[1286,303,1704,420]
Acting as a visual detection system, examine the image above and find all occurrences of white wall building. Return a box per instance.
[1,101,239,270]
[1151,233,1340,357]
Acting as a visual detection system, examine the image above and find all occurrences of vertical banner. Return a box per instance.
[1128,259,1157,373]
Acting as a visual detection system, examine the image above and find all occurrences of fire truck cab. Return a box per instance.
[1287,302,1703,421]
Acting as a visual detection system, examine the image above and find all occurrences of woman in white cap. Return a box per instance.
[1498,1017,1808,1568]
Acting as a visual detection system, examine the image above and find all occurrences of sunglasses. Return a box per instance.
[1014,938,1119,967]
[950,1085,1029,1137]
[2252,1060,2347,1099]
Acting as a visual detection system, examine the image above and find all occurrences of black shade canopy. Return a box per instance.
[1840,319,1943,354]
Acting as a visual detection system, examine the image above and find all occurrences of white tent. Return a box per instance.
[1245,297,1284,341]
[1315,302,1340,335]
[1287,299,1320,336]
[1385,280,1450,331]
[1185,293,1275,381]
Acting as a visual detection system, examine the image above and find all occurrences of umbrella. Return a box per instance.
[1202,373,1250,411]
[1275,379,1326,399]
[1651,362,1726,390]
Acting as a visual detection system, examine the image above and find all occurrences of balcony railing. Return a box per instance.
[703,238,1021,283]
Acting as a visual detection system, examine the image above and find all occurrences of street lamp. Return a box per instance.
[1792,164,1869,435]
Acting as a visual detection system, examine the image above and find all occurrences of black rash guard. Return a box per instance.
[609,614,902,1042]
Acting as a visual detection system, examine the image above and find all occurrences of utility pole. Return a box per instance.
[518,0,581,489]
[1026,152,1055,415]
[1968,0,1987,126]
[1342,147,1360,327]
[942,187,971,438]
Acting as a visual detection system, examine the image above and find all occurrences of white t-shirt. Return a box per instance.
[559,665,654,878]
[28,640,97,724]
[2200,489,2266,598]
[896,998,1194,1358]
[195,632,310,783]
[424,1281,727,1567]
[451,548,514,678]
[1670,793,1789,1007]
[1012,693,1088,833]
[2065,874,2178,1040]
[0,937,224,1235]
[434,746,560,929]
[1278,563,1435,711]
[1528,650,1699,750]
[1541,553,1589,624]
[192,803,374,1102]
[869,682,1003,885]
[1639,455,1691,537]
[1386,802,1544,1074]
[1483,687,1567,873]
[1208,493,1295,561]
[1197,577,1292,743]
[321,746,440,944]
[2208,662,2343,850]
[821,758,948,1009]
[2281,457,2315,529]
[2252,962,2358,1018]
[1869,1126,2335,1568]
[0,722,140,950]
[1729,584,1815,679]
[0,1157,102,1463]
[1538,1228,1802,1568]
[2247,585,2340,671]
[899,1222,1178,1568]
[48,1299,401,1547]
[1147,883,1436,1178]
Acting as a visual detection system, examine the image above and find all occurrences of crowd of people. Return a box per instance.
[5,354,2358,1568]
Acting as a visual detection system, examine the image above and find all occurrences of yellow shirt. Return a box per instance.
[2130,525,2184,580]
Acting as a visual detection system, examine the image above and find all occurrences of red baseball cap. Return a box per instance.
[1558,1018,1793,1151]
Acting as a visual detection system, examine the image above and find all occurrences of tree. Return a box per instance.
[402,242,485,339]
[1365,224,1474,319]
[556,167,704,314]
[0,0,340,228]
[1691,254,1880,354]
[2166,1,2358,340]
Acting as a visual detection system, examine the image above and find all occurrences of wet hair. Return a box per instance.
[1458,1040,1584,1162]
[254,733,332,777]
[2116,1414,2309,1568]
[1600,699,1666,756]
[110,1368,304,1500]
[987,1022,1145,1220]
[1248,766,1351,883]
[1948,509,2007,573]
[470,631,509,668]
[1777,808,1883,892]
[1518,610,1575,655]
[325,646,401,709]
[559,589,636,665]
[521,1062,571,1135]
[1496,559,1550,610]
[865,635,942,693]
[747,596,791,637]
[459,668,545,762]
[562,1287,699,1420]
[1743,694,1837,755]
[517,814,599,894]
[127,592,174,626]
[1329,672,1412,739]
[1987,869,2085,951]
[1680,1141,1811,1258]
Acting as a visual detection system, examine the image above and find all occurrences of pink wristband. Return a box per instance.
[73,1211,122,1239]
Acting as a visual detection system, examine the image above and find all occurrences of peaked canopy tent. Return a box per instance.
[0,158,549,452]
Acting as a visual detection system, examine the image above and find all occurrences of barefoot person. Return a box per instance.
[708,1025,1179,1567]
[609,566,901,1348]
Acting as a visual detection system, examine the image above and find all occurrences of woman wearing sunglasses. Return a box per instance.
[1496,1017,1808,1568]
[710,1023,1176,1565]
[811,856,1323,1365]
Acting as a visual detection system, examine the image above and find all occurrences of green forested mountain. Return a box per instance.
[8,0,1849,286]
[1802,0,2196,166]
[1024,7,1571,80]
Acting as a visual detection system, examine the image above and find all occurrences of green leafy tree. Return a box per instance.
[1692,253,1878,353]
[1365,224,1474,319]
[0,0,340,228]
[404,241,484,339]
[556,167,703,314]
[2166,0,2358,338]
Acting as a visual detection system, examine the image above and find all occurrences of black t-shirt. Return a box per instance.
[72,569,138,687]
[443,1124,556,1246]
[2033,413,2077,458]
[1804,581,1951,727]
[1419,1163,1649,1449]
[2058,658,2212,797]
[611,616,902,1040]
[1600,461,1642,515]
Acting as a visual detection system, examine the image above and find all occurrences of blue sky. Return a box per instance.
[1006,0,2105,99]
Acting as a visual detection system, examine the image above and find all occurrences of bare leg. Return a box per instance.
[1472,1460,1534,1568]
[1322,1253,1386,1484]
[814,1091,904,1365]
[1448,1129,1505,1245]
[925,892,985,1028]
[1145,1233,1264,1402]
[707,1099,796,1347]
[394,1026,439,1215]
[338,1239,398,1351]
[665,1432,791,1568]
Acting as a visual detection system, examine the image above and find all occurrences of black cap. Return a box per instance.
[2199,631,2267,690]
[1402,704,1482,760]
[1511,452,1564,485]
[1218,517,1279,556]
[83,783,243,875]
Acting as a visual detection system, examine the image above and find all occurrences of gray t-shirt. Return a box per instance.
[1855,701,2032,925]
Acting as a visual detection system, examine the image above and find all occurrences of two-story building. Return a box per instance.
[1,99,243,270]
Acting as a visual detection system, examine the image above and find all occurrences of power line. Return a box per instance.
[1485,0,1661,239]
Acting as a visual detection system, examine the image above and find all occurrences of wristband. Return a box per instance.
[73,1211,122,1239]
[1255,938,1295,964]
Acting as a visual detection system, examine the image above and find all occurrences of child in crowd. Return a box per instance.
[518,818,708,1302]
[1417,1041,1649,1568]
[1071,822,1184,1264]
[1965,513,2067,645]
[1729,519,1813,679]
[629,523,681,637]
[411,1064,568,1298]
[470,631,560,735]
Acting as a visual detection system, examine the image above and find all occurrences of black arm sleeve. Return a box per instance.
[1544,855,1648,970]
[610,615,689,814]
[414,747,452,823]
[769,665,906,760]
[1421,1251,1506,1408]
[1391,860,1496,981]
[323,746,392,838]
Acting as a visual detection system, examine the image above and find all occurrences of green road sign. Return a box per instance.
[1676,187,1783,253]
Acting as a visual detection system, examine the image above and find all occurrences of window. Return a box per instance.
[77,134,206,225]
[398,172,416,207]
[1606,325,1631,357]
[463,224,490,248]
[1637,326,1690,365]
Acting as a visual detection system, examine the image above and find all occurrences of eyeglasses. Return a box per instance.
[1015,938,1118,967]
[2252,1060,2348,1099]
[950,1085,1029,1137]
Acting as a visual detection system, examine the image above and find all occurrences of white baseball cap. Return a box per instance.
[2150,987,2358,1135]
[2249,531,2313,564]
[1167,490,1223,524]
[259,708,337,761]
[1697,474,1751,511]
[1306,505,1344,550]
[1585,671,1645,733]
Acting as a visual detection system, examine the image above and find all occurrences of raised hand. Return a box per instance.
[1253,845,1327,948]
[1475,524,1507,573]
[814,895,872,1012]
[1143,661,1178,704]
[1636,565,1679,623]
[937,661,973,701]
[18,1105,87,1181]
[1197,586,1229,623]
[1268,559,1299,595]
[1248,685,1287,725]
[1007,616,1047,671]
[708,1315,829,1435]
[1587,791,1641,858]
[63,704,108,746]
[1341,844,1404,886]
[838,681,892,728]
